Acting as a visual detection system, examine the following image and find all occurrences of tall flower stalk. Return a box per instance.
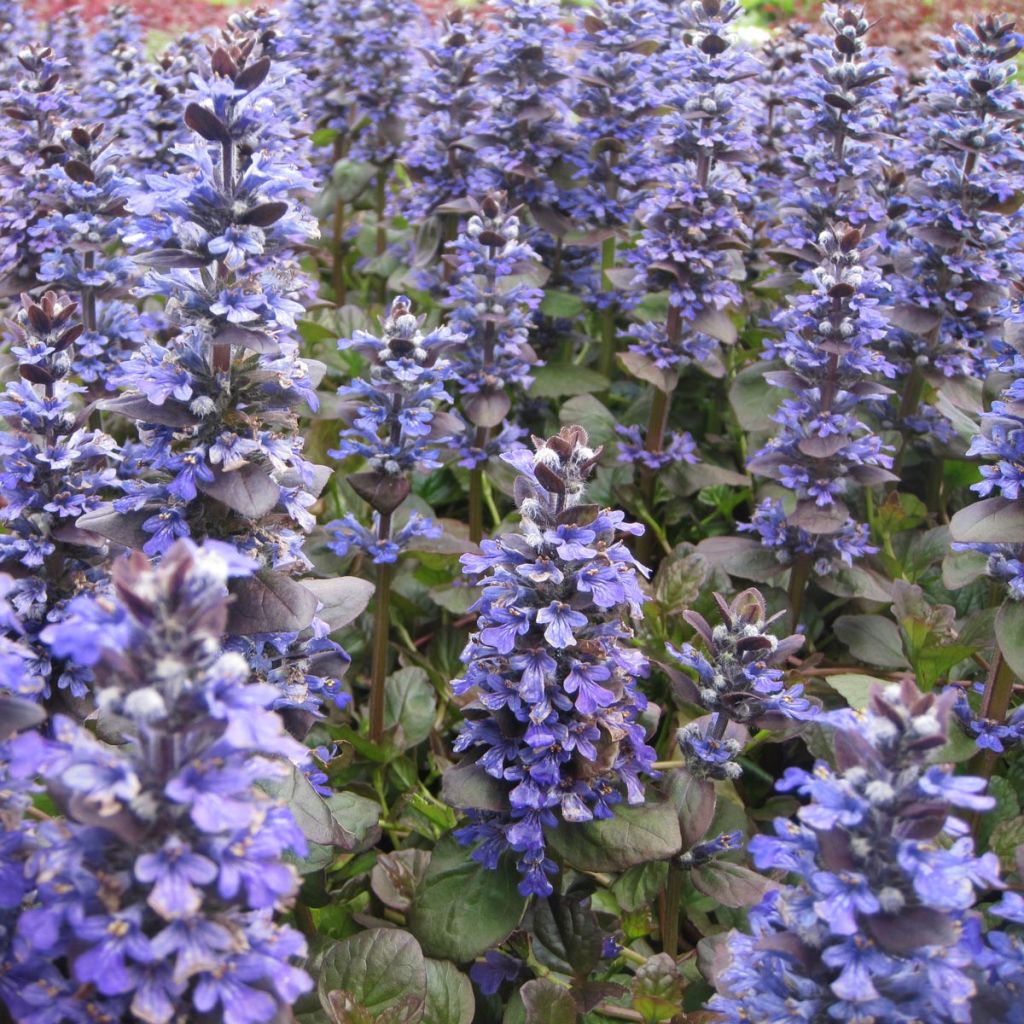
[0,292,119,703]
[888,16,1024,466]
[709,679,999,1023]
[621,0,755,561]
[448,426,656,897]
[6,541,313,1024]
[445,192,542,543]
[741,225,897,627]
[327,295,462,743]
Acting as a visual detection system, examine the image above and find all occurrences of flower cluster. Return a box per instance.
[669,588,813,724]
[710,678,1000,1023]
[567,0,661,231]
[743,225,896,574]
[467,0,578,216]
[107,28,322,565]
[772,5,893,254]
[401,10,485,226]
[615,424,698,472]
[327,295,462,564]
[887,16,1024,435]
[0,43,75,297]
[2,541,312,1024]
[951,682,1024,753]
[0,292,120,700]
[445,192,542,467]
[449,426,656,896]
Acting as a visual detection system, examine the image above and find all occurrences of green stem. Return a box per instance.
[970,651,1016,833]
[598,234,618,380]
[660,862,683,959]
[891,361,928,479]
[786,553,813,634]
[368,511,394,745]
[331,137,347,304]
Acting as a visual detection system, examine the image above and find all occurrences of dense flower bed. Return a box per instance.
[0,2,1023,1023]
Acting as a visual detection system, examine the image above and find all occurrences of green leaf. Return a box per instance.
[408,836,527,961]
[558,395,617,447]
[611,861,669,913]
[540,290,586,319]
[833,615,909,669]
[546,797,682,872]
[260,762,357,848]
[372,850,432,912]
[822,673,887,710]
[384,668,436,749]
[324,792,382,854]
[531,894,603,979]
[423,961,475,1024]
[318,928,427,1024]
[520,979,577,1024]
[312,127,340,146]
[690,860,776,909]
[729,361,784,432]
[664,768,716,852]
[530,364,609,399]
[996,601,1024,679]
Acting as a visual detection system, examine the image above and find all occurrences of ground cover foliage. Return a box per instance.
[0,1,1023,1022]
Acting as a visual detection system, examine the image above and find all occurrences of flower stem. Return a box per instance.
[891,360,928,478]
[659,861,683,959]
[331,137,347,305]
[787,553,813,634]
[598,234,618,380]
[368,511,394,745]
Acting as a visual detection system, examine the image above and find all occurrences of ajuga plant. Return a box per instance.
[569,0,660,378]
[948,291,1024,760]
[468,0,578,223]
[708,679,1000,1022]
[770,5,892,258]
[401,10,484,265]
[0,43,75,300]
[445,191,543,543]
[327,295,462,742]
[0,292,119,703]
[888,17,1024,464]
[667,588,815,782]
[107,26,320,557]
[97,28,369,717]
[43,7,88,87]
[747,23,813,258]
[970,889,1024,1023]
[3,541,313,1024]
[620,0,755,549]
[447,425,656,897]
[35,119,144,388]
[741,225,897,625]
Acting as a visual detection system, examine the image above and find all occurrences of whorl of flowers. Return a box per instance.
[108,28,322,565]
[81,4,153,149]
[951,682,1024,754]
[887,16,1024,422]
[445,192,543,465]
[346,0,422,167]
[742,224,896,575]
[567,0,661,230]
[467,0,578,215]
[623,0,753,378]
[970,891,1024,1023]
[668,589,814,778]
[0,292,120,701]
[449,426,656,897]
[35,119,144,385]
[327,295,463,564]
[2,541,312,1024]
[772,4,892,259]
[0,43,75,298]
[43,7,88,85]
[709,678,1000,1023]
[401,9,485,225]
[951,293,1024,598]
